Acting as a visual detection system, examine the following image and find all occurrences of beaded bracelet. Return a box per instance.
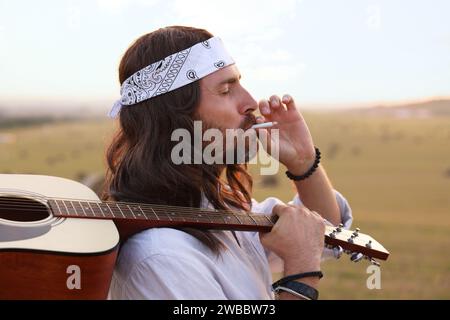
[285,147,321,181]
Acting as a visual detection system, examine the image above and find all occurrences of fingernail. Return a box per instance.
[271,98,278,108]
[261,106,270,114]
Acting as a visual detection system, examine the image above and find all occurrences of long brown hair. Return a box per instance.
[102,26,253,253]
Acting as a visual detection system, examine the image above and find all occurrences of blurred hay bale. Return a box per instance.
[259,175,279,187]
[327,142,340,159]
[443,168,450,179]
[351,146,361,156]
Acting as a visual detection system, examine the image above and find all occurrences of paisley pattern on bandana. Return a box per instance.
[109,36,235,118]
[154,49,190,96]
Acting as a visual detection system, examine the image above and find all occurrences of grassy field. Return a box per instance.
[1,113,449,299]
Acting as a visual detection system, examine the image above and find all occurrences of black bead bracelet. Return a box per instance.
[285,147,321,181]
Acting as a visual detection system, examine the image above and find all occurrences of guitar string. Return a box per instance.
[0,201,344,238]
[0,200,274,224]
[0,202,360,250]
[0,196,269,218]
[0,194,260,216]
[0,199,345,231]
[0,208,274,229]
[0,200,362,246]
[0,199,267,218]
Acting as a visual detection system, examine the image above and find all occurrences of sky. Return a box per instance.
[0,0,449,109]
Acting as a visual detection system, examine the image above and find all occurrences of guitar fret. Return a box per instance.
[105,203,118,218]
[164,209,173,221]
[78,201,87,216]
[149,207,160,220]
[98,203,114,218]
[224,213,240,225]
[208,211,226,225]
[233,212,242,224]
[88,202,103,218]
[116,204,126,218]
[240,214,257,226]
[68,201,78,216]
[62,201,71,216]
[126,205,137,219]
[263,215,273,225]
[95,203,103,217]
[169,211,185,222]
[82,202,94,217]
[257,215,273,226]
[71,201,83,217]
[222,215,230,224]
[53,200,64,216]
[98,202,108,218]
[248,214,258,225]
[137,206,150,220]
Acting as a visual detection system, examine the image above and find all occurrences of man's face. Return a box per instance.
[195,64,257,130]
[194,65,259,163]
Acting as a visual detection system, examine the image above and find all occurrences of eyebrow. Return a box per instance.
[217,74,242,87]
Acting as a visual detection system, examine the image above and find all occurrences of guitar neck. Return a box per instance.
[47,198,389,261]
[48,199,275,232]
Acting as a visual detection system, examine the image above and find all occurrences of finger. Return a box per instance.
[282,94,297,111]
[271,204,290,217]
[258,99,271,117]
[322,218,335,227]
[310,210,323,220]
[255,115,266,124]
[269,95,286,113]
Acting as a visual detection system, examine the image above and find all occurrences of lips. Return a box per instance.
[242,114,257,130]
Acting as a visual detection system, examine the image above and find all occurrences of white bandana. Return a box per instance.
[108,36,235,118]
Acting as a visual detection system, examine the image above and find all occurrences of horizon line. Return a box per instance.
[0,95,449,111]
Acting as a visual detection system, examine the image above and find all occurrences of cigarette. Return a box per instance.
[250,121,278,129]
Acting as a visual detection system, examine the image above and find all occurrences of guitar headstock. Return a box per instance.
[324,224,390,266]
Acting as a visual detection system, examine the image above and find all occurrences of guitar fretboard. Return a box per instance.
[48,199,275,229]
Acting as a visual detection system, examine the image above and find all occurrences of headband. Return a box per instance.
[108,36,235,118]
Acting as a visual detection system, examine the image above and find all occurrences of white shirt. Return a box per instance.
[108,190,353,300]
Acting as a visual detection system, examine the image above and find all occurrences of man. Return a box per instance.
[105,26,352,300]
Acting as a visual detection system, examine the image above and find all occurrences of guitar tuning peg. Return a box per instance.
[350,252,364,262]
[365,240,372,248]
[336,223,344,232]
[333,246,343,259]
[370,258,380,267]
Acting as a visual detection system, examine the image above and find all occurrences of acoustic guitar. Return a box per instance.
[0,174,389,299]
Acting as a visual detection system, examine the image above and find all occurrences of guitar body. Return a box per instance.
[0,174,120,299]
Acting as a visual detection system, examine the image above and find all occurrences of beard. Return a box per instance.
[198,113,259,164]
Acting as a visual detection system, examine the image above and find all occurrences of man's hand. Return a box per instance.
[259,203,325,273]
[256,94,316,175]
[256,94,342,226]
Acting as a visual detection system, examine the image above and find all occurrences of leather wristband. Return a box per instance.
[273,280,319,300]
[272,271,323,288]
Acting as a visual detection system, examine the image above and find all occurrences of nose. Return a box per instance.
[238,87,258,115]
